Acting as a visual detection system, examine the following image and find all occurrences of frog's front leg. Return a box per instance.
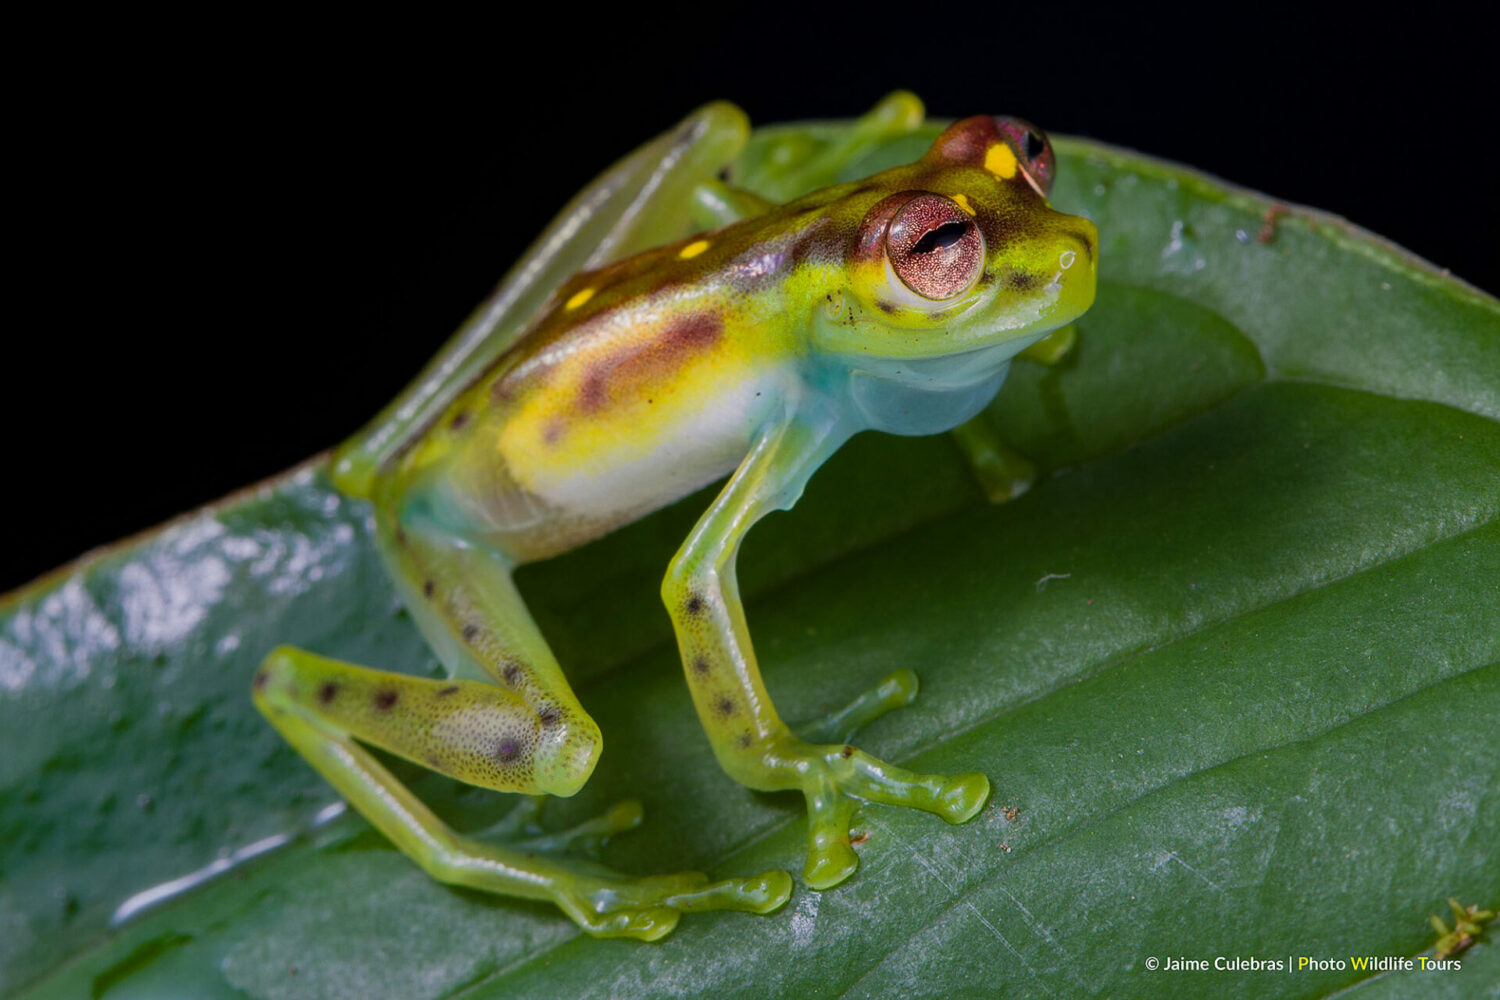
[663,414,991,889]
[255,514,790,940]
[950,323,1079,503]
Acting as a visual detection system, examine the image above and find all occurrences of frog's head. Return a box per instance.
[812,116,1097,371]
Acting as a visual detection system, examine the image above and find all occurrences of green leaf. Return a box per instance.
[4,123,1497,1000]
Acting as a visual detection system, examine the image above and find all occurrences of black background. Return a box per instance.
[7,7,1495,591]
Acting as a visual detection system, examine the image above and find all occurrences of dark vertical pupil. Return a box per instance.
[1025,131,1045,160]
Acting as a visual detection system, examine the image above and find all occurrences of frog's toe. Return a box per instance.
[799,744,991,890]
[936,772,991,824]
[554,866,792,940]
[559,897,681,942]
[666,868,793,915]
[511,798,643,855]
[796,668,919,745]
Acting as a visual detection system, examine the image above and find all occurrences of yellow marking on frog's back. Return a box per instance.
[679,239,711,260]
[565,287,595,310]
[984,144,1017,180]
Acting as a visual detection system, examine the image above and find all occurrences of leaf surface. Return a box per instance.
[3,123,1497,1000]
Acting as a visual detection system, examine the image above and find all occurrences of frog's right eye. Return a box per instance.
[885,194,985,300]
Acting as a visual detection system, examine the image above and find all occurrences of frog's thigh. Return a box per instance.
[373,513,604,792]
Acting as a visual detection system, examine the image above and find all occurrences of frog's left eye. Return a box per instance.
[886,195,985,300]
[993,116,1055,196]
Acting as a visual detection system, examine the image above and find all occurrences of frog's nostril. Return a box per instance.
[1061,225,1096,265]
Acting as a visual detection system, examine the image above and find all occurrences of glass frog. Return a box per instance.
[253,93,1097,940]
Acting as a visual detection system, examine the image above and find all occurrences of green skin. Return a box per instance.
[254,93,1097,941]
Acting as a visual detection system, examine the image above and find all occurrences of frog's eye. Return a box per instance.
[993,116,1055,196]
[886,194,985,300]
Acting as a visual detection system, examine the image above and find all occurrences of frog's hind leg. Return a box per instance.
[254,512,790,940]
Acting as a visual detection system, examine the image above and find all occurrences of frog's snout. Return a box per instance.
[1057,217,1099,300]
[1064,217,1099,267]
[1046,216,1098,320]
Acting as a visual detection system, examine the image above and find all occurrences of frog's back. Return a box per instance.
[381,229,813,563]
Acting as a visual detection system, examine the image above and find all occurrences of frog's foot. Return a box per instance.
[509,798,643,856]
[778,670,989,889]
[950,416,1037,504]
[472,796,791,940]
[795,668,921,745]
[1017,322,1077,365]
[550,867,793,941]
[948,323,1076,503]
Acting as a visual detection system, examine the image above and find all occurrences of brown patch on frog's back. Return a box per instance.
[575,312,724,413]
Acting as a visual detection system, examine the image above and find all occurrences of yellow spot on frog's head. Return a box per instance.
[565,287,595,311]
[950,193,976,216]
[679,239,710,260]
[983,143,1017,179]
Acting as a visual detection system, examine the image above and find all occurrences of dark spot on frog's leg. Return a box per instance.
[736,732,753,749]
[494,738,524,764]
[422,579,434,599]
[692,657,711,676]
[449,411,470,431]
[317,682,339,705]
[537,705,561,727]
[502,662,523,687]
[437,685,459,697]
[374,690,399,710]
[715,696,735,718]
[462,623,480,642]
[685,594,705,616]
